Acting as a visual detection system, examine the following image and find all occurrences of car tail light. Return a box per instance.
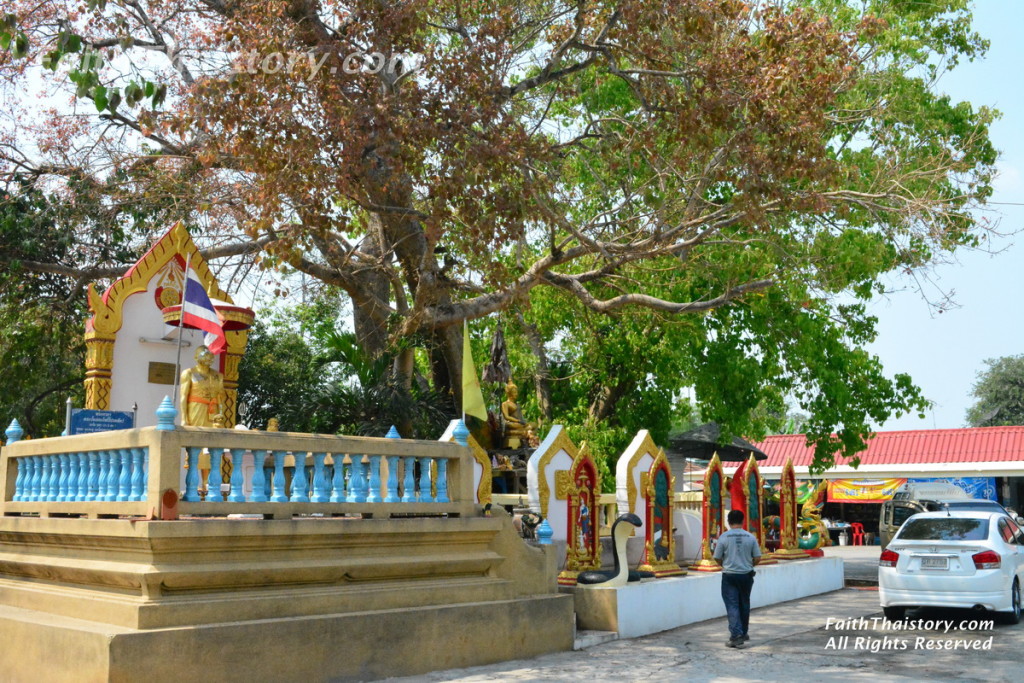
[973,550,1001,569]
[880,549,899,567]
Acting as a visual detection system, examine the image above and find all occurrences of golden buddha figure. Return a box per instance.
[501,380,535,449]
[180,345,226,491]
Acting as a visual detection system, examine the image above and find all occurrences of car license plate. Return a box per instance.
[921,557,947,570]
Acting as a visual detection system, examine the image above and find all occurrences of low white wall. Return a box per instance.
[574,556,844,639]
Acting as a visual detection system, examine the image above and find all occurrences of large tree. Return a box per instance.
[966,356,1024,428]
[0,1,997,468]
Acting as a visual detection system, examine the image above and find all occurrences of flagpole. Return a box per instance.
[172,251,193,415]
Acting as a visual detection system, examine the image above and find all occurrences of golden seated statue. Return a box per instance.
[501,380,535,449]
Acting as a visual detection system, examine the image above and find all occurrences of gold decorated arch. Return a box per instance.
[84,221,250,425]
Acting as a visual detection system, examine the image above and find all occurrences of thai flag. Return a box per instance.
[181,268,227,354]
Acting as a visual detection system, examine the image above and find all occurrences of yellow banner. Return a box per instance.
[461,320,488,422]
[827,478,907,503]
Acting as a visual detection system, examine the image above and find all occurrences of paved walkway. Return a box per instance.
[384,547,1024,682]
[386,588,887,682]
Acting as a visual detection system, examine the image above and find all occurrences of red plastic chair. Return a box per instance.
[850,522,865,546]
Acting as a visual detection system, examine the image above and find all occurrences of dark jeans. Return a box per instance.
[721,571,755,640]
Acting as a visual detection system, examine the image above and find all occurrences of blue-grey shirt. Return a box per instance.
[713,527,762,573]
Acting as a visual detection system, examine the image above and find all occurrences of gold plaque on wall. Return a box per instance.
[148,362,177,385]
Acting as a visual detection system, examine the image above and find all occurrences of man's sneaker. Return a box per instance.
[741,634,750,642]
[726,638,746,649]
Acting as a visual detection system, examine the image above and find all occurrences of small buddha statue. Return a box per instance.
[501,380,535,449]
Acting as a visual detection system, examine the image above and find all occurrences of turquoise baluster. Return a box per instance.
[106,449,121,501]
[311,453,328,503]
[117,449,132,501]
[271,451,287,502]
[330,455,346,502]
[349,456,366,503]
[12,459,24,501]
[130,448,145,501]
[76,452,89,501]
[229,449,246,502]
[97,450,111,501]
[86,452,100,501]
[401,457,416,503]
[250,451,268,502]
[183,447,202,502]
[367,453,382,503]
[207,449,224,502]
[6,420,25,501]
[26,457,40,502]
[57,453,70,502]
[435,459,449,503]
[40,455,54,501]
[418,456,433,502]
[67,453,80,502]
[384,426,401,503]
[50,455,63,501]
[50,455,60,502]
[291,452,309,502]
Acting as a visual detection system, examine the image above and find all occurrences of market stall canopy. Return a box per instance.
[667,422,768,462]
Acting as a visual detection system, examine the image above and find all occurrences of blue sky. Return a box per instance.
[868,2,1024,431]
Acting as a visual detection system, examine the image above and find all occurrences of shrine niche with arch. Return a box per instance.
[554,442,601,586]
[637,450,685,577]
[84,222,253,426]
[729,454,775,565]
[689,452,725,572]
[773,457,808,560]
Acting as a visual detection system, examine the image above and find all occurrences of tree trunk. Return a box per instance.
[351,223,391,358]
[588,380,633,424]
[516,311,553,421]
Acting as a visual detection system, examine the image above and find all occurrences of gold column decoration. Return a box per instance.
[690,453,725,572]
[746,454,776,564]
[773,458,808,560]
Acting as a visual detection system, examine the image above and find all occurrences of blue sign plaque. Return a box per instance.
[70,409,135,435]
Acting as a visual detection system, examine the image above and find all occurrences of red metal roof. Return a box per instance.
[752,427,1024,469]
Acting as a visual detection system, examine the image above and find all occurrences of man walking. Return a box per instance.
[713,509,761,648]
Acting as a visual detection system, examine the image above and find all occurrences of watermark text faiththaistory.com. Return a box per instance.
[822,616,995,652]
[232,49,422,79]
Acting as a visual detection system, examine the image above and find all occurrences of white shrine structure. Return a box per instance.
[83,221,254,425]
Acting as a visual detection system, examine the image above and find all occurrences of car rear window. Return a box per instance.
[942,501,1003,512]
[896,518,989,541]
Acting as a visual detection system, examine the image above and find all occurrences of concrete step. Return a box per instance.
[574,630,618,650]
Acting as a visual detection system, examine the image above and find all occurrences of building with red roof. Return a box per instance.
[752,426,1024,480]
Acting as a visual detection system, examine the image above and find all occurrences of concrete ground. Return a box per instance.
[828,543,882,584]
[384,548,1024,682]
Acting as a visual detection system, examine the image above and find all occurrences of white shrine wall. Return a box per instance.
[108,280,210,426]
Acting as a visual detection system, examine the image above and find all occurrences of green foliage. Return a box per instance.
[965,356,1024,428]
[237,298,454,439]
[0,183,89,435]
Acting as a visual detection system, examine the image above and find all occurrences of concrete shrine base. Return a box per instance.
[571,556,844,638]
[0,514,574,683]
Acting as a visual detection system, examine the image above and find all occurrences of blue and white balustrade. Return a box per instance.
[6,419,149,504]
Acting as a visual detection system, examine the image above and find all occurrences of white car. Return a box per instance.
[879,511,1024,623]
